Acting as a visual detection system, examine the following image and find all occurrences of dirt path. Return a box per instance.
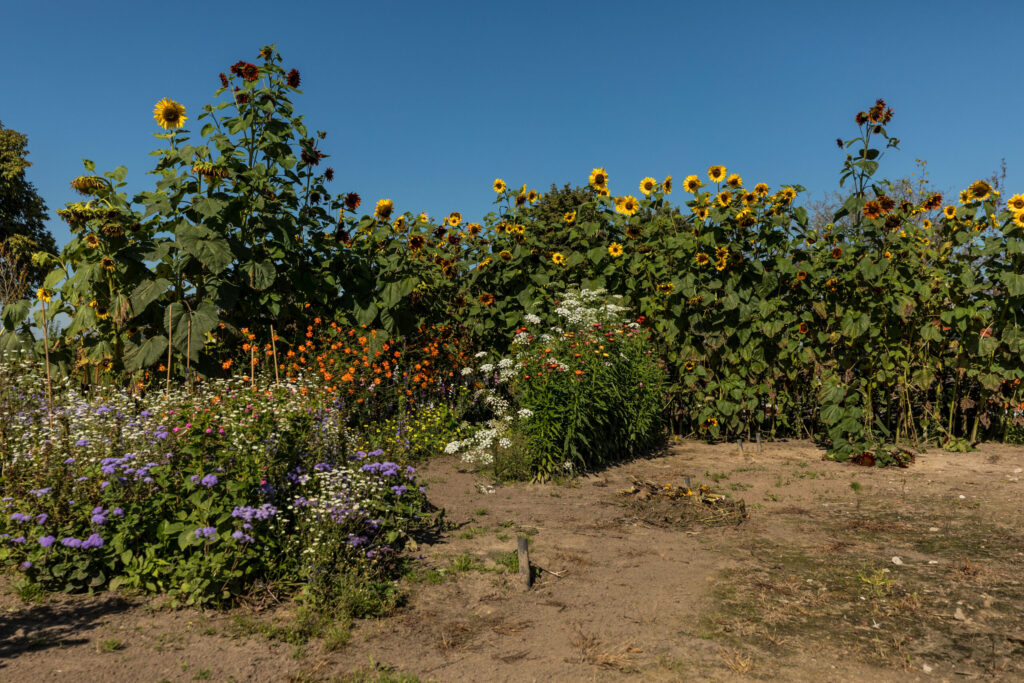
[3,440,1023,681]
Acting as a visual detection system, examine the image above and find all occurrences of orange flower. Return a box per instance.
[222,359,233,370]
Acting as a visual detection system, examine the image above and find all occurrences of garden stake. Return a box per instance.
[165,303,173,398]
[738,438,744,453]
[250,341,255,391]
[517,537,532,589]
[186,319,192,393]
[270,325,280,388]
[40,297,54,433]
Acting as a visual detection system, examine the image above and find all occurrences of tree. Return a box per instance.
[0,121,56,291]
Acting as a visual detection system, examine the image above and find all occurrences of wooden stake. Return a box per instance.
[186,319,192,393]
[165,303,173,397]
[517,537,532,589]
[40,299,54,433]
[270,325,280,388]
[250,340,255,391]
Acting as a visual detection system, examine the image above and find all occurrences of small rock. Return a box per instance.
[922,663,934,673]
[929,560,939,565]
[1014,467,1022,473]
[892,556,904,565]
[929,526,940,532]
[954,607,967,621]
[959,494,966,499]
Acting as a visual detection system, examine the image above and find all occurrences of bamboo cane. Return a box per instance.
[270,325,280,388]
[165,303,173,397]
[40,299,54,433]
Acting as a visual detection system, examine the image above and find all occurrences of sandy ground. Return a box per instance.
[2,439,1023,682]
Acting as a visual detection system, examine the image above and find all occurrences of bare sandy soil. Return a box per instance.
[3,440,1023,682]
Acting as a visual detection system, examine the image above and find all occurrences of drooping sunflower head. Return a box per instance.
[479,292,495,306]
[968,180,992,202]
[616,195,640,216]
[662,175,673,194]
[563,210,576,223]
[153,98,187,130]
[626,225,643,239]
[374,199,394,221]
[409,235,426,250]
[683,175,702,193]
[726,173,743,188]
[943,205,957,220]
[754,183,770,197]
[695,252,710,266]
[100,256,116,271]
[70,176,106,195]
[551,252,566,266]
[527,189,539,203]
[639,177,658,196]
[446,212,462,227]
[515,193,527,207]
[493,178,506,194]
[287,69,301,88]
[499,249,513,261]
[85,234,100,248]
[608,242,624,258]
[1007,194,1024,212]
[708,165,726,183]
[589,167,609,189]
[656,282,674,295]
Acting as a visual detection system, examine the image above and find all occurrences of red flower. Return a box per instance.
[230,61,259,82]
[324,167,334,182]
[344,193,361,211]
[219,73,229,88]
[287,69,301,88]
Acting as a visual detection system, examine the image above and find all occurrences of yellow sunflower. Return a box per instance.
[695,252,710,266]
[446,211,462,227]
[922,219,932,229]
[683,175,702,193]
[1012,211,1024,228]
[663,175,673,194]
[418,212,429,223]
[36,288,51,303]
[959,190,971,204]
[656,282,675,295]
[716,190,732,207]
[726,173,743,188]
[742,191,758,205]
[779,186,797,202]
[715,258,727,271]
[968,180,992,201]
[493,178,507,193]
[608,242,624,258]
[694,206,709,221]
[589,167,609,189]
[563,210,576,223]
[616,195,640,216]
[527,189,539,203]
[754,182,770,196]
[639,177,658,196]
[85,234,100,248]
[375,199,394,220]
[552,252,566,266]
[597,187,610,197]
[708,165,727,183]
[499,249,513,261]
[100,256,116,271]
[1007,194,1024,212]
[943,205,957,220]
[153,98,187,130]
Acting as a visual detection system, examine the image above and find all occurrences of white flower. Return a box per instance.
[498,358,514,369]
[479,363,495,374]
[524,313,541,325]
[499,438,512,448]
[475,351,488,359]
[444,441,462,454]
[461,367,474,376]
[517,408,533,419]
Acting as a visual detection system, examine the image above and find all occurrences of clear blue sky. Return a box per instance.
[4,0,1022,249]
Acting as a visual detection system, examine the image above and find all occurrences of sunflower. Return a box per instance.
[36,288,51,303]
[479,292,495,306]
[153,98,187,130]
[493,178,506,193]
[85,234,100,248]
[374,199,394,220]
[877,195,895,213]
[551,252,566,266]
[597,187,611,197]
[608,242,624,258]
[419,212,429,223]
[726,173,743,188]
[499,249,513,261]
[922,219,932,229]
[884,250,892,259]
[1008,194,1024,212]
[863,201,883,219]
[563,210,576,223]
[741,191,758,205]
[683,175,703,193]
[96,306,110,320]
[959,190,971,204]
[467,222,482,236]
[626,225,643,239]
[779,186,797,202]
[754,182,770,196]
[589,167,609,189]
[968,180,992,201]
[616,195,640,216]
[716,190,732,207]
[527,189,539,203]
[1012,211,1024,228]
[831,247,843,259]
[409,235,426,250]
[70,176,106,195]
[639,177,658,196]
[100,256,116,271]
[715,246,728,260]
[663,175,673,194]
[797,270,807,280]
[684,361,696,371]
[943,205,957,220]
[695,252,710,266]
[715,258,727,271]
[694,206,710,221]
[708,165,726,183]
[393,215,407,231]
[656,282,674,295]
[512,223,526,235]
[515,193,527,207]
[798,322,810,334]
[446,211,462,227]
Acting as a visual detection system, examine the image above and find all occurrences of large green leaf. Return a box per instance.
[177,225,233,274]
[1,300,30,331]
[128,278,171,316]
[124,335,168,372]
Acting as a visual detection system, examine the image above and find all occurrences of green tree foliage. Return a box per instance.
[0,121,56,290]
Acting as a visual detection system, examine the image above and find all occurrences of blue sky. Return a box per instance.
[4,0,1022,248]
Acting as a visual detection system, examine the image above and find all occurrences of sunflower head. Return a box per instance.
[467,222,482,236]
[493,178,506,193]
[922,219,932,230]
[708,165,726,183]
[640,177,658,196]
[563,210,576,223]
[695,252,710,266]
[626,225,643,240]
[799,322,810,334]
[515,193,527,207]
[943,205,957,220]
[1012,212,1024,228]
[683,175,703,193]
[96,306,110,320]
[589,168,609,189]
[409,235,425,250]
[153,98,187,130]
[754,183,770,196]
[616,195,640,216]
[656,282,674,295]
[780,187,797,202]
[85,234,100,248]
[726,173,743,188]
[100,256,116,271]
[374,199,394,221]
[831,247,843,259]
[419,212,429,223]
[695,206,710,221]
[597,187,611,197]
[446,212,462,227]
[968,180,992,202]
[608,242,624,258]
[527,190,539,203]
[863,201,883,219]
[70,176,106,195]
[1007,194,1024,212]
[499,249,513,261]
[551,252,566,266]
[797,270,808,280]
[480,292,495,306]
[663,175,673,194]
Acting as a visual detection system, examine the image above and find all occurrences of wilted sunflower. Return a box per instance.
[715,191,732,207]
[968,180,992,201]
[831,246,843,259]
[683,175,702,193]
[877,195,895,213]
[695,252,710,266]
[551,252,566,266]
[527,189,539,203]
[409,235,426,250]
[639,177,658,196]
[375,199,394,221]
[589,167,609,189]
[344,192,362,211]
[479,292,495,306]
[754,182,770,196]
[153,98,187,130]
[663,175,673,194]
[708,165,727,183]
[608,242,624,258]
[726,173,743,188]
[100,256,116,271]
[287,69,301,88]
[1008,194,1024,212]
[616,195,640,216]
[493,178,507,193]
[85,234,100,248]
[563,210,576,223]
[70,176,106,195]
[923,192,944,210]
[943,205,957,220]
[626,225,643,239]
[447,212,462,227]
[499,249,513,261]
[192,162,229,180]
[656,282,674,295]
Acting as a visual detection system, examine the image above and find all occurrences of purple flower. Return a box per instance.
[112,508,124,517]
[75,438,90,447]
[11,536,26,544]
[30,488,52,497]
[231,530,254,543]
[313,462,332,471]
[81,533,104,549]
[91,507,108,525]
[140,410,152,418]
[391,485,408,496]
[38,536,55,547]
[20,561,32,570]
[64,457,76,464]
[194,526,217,540]
[101,481,111,489]
[61,537,82,548]
[76,476,89,482]
[35,513,48,525]
[200,474,218,488]
[9,512,30,523]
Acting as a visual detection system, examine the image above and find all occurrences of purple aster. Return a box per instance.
[194,526,217,540]
[9,512,30,523]
[35,513,48,525]
[61,537,82,548]
[38,536,55,547]
[231,530,254,543]
[81,534,104,549]
[111,508,124,517]
[200,474,218,488]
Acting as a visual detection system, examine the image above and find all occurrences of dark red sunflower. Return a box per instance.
[287,69,301,88]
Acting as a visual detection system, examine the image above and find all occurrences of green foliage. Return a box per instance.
[0,121,56,291]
